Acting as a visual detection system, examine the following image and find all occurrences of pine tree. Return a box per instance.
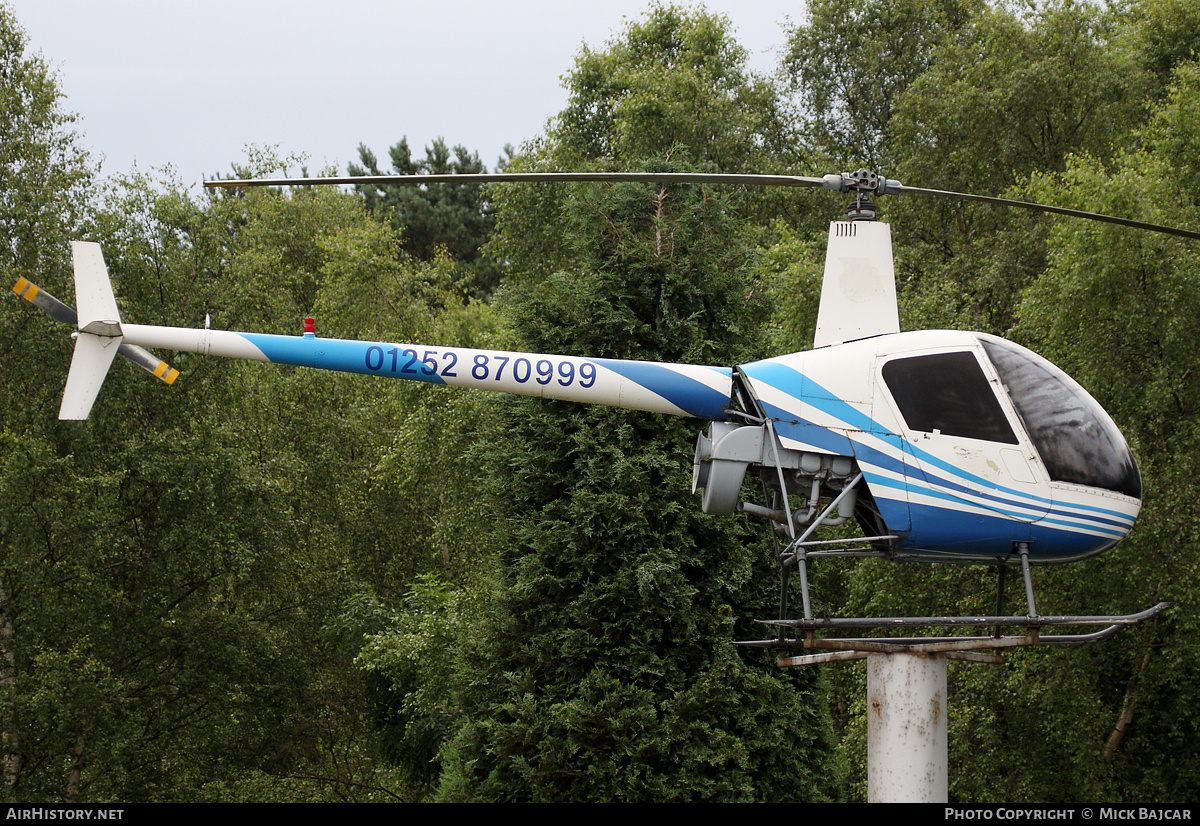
[436,166,841,802]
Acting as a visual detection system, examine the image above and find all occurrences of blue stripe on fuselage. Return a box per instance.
[899,501,1117,561]
[743,359,1134,526]
[592,359,732,420]
[237,333,449,384]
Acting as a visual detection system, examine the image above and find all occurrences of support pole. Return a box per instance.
[866,652,948,803]
[796,549,813,621]
[1018,542,1039,619]
[994,562,1006,638]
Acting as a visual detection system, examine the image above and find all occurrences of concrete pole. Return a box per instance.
[866,652,948,802]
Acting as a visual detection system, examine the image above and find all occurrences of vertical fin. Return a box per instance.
[813,221,900,348]
[71,241,122,334]
[59,333,123,420]
[59,242,124,419]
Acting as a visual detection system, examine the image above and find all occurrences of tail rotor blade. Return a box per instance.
[13,277,76,325]
[116,343,180,385]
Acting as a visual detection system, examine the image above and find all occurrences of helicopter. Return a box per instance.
[14,168,1186,645]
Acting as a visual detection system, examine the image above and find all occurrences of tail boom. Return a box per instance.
[119,324,734,419]
[18,241,733,421]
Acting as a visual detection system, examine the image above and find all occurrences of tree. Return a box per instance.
[487,3,808,285]
[782,1,1152,333]
[1129,0,1200,96]
[891,2,1148,196]
[892,0,1150,332]
[769,1,1200,801]
[0,5,91,284]
[413,7,842,801]
[0,4,94,800]
[436,170,839,802]
[1,131,506,799]
[783,0,973,167]
[349,138,501,296]
[1001,68,1200,799]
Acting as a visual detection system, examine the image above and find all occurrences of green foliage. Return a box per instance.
[784,0,974,167]
[504,175,763,364]
[1129,0,1200,94]
[883,0,1149,330]
[0,126,506,798]
[779,0,1200,802]
[555,6,794,171]
[432,156,841,800]
[752,220,825,352]
[487,3,807,285]
[0,4,94,802]
[787,1,1152,332]
[998,103,1200,797]
[349,138,501,296]
[11,0,1200,805]
[0,4,93,439]
[1145,60,1200,197]
[0,4,91,279]
[893,2,1147,192]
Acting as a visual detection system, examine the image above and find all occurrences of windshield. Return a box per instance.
[979,335,1141,499]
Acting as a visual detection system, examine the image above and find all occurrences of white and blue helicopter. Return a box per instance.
[15,169,1185,648]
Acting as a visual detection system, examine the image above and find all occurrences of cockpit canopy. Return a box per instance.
[878,334,1140,499]
[976,335,1140,499]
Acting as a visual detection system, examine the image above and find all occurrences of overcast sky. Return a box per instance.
[7,1,805,187]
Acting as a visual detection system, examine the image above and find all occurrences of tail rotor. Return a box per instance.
[11,242,180,420]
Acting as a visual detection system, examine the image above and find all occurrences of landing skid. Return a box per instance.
[741,602,1172,664]
[748,523,1171,661]
[733,418,1167,661]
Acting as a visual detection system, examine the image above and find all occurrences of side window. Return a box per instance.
[881,351,1019,444]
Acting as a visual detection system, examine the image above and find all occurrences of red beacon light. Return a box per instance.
[303,318,315,336]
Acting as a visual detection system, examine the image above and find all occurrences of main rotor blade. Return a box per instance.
[204,172,830,190]
[204,169,1200,240]
[894,184,1200,240]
